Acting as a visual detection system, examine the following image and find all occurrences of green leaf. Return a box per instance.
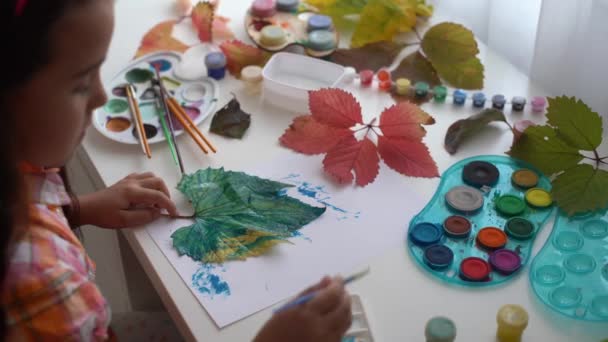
[210,97,251,139]
[350,0,417,48]
[432,57,484,89]
[171,168,326,263]
[546,96,603,151]
[552,164,608,215]
[444,109,509,155]
[391,51,440,87]
[421,22,479,64]
[507,125,583,175]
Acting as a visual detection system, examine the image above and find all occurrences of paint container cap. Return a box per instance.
[410,222,443,247]
[341,67,357,83]
[423,245,454,270]
[260,25,287,47]
[251,0,277,17]
[512,96,527,106]
[525,188,552,208]
[277,0,299,12]
[205,52,227,69]
[443,215,472,238]
[433,85,447,102]
[453,89,467,102]
[492,94,506,108]
[307,14,332,31]
[531,96,547,113]
[396,78,411,95]
[425,316,456,342]
[497,304,528,330]
[359,69,374,86]
[307,30,336,51]
[490,249,522,275]
[511,169,538,189]
[505,217,535,240]
[473,92,486,102]
[241,65,263,83]
[477,227,508,250]
[463,161,499,188]
[496,195,526,216]
[445,186,484,213]
[415,82,429,96]
[460,257,491,281]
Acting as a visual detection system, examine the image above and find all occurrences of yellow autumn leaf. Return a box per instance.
[351,0,417,48]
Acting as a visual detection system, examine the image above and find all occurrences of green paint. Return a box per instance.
[125,68,153,83]
[171,168,326,263]
[104,99,129,114]
[496,195,526,216]
[139,102,162,121]
[161,76,181,90]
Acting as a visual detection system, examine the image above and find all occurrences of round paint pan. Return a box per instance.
[459,257,491,282]
[489,249,522,275]
[443,215,472,239]
[525,188,552,208]
[445,185,484,214]
[182,83,207,102]
[104,99,129,114]
[132,123,158,140]
[423,245,454,270]
[105,117,131,133]
[462,161,499,188]
[496,194,526,216]
[476,227,508,250]
[505,217,535,240]
[511,169,539,189]
[409,222,443,247]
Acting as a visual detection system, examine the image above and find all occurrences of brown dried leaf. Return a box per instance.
[329,41,405,72]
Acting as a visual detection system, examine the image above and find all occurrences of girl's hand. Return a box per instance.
[253,276,352,342]
[78,172,178,229]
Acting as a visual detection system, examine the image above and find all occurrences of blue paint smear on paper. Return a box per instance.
[281,174,361,221]
[192,264,231,298]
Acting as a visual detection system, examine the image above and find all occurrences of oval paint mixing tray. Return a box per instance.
[94,51,219,145]
[530,210,608,321]
[245,0,339,57]
[407,155,554,287]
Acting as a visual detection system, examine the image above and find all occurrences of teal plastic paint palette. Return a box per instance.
[407,155,553,287]
[530,210,608,321]
[93,51,219,145]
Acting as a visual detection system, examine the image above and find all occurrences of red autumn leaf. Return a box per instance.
[377,136,439,178]
[323,136,380,187]
[219,40,270,76]
[213,15,235,41]
[279,116,353,155]
[135,20,189,58]
[379,102,435,139]
[309,89,364,128]
[192,2,214,42]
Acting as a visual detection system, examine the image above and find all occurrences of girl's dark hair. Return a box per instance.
[0,0,83,337]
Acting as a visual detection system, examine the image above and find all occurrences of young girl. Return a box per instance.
[0,0,352,340]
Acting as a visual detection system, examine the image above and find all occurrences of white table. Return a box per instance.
[80,1,607,340]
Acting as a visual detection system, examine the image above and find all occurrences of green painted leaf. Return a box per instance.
[210,97,251,139]
[546,96,603,151]
[421,22,479,64]
[431,57,484,90]
[507,125,583,175]
[552,164,608,215]
[444,109,509,155]
[171,168,326,263]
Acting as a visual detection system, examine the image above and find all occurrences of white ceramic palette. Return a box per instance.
[94,51,219,145]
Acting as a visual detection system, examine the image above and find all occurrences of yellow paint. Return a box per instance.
[396,78,411,95]
[496,304,528,342]
[525,188,552,208]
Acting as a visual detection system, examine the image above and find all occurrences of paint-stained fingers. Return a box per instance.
[138,177,171,198]
[297,275,332,298]
[126,186,178,216]
[308,277,345,315]
[118,208,161,227]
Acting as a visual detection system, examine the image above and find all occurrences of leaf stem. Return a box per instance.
[414,28,422,41]
[593,149,601,168]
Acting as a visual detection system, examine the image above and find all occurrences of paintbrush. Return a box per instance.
[126,84,151,158]
[153,67,185,174]
[273,267,371,314]
[155,97,180,168]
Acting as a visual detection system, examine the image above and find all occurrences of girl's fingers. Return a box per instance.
[138,177,171,198]
[326,292,352,333]
[297,275,332,298]
[308,277,344,315]
[126,187,178,216]
[119,208,161,227]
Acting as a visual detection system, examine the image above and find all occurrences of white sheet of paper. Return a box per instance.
[146,154,427,328]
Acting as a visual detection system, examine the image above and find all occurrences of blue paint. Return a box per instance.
[192,264,231,298]
[149,59,172,72]
[205,52,227,80]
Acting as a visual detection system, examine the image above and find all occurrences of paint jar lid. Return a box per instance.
[511,169,538,188]
[205,52,227,69]
[477,227,508,250]
[241,65,263,83]
[492,94,506,103]
[512,96,527,104]
[307,14,332,31]
[415,81,429,94]
[453,89,467,99]
[425,316,457,342]
[307,30,335,51]
[410,222,443,247]
[260,25,287,47]
[525,188,552,208]
[497,304,529,330]
[423,245,454,269]
[251,0,277,17]
[462,161,499,187]
[472,92,486,101]
[460,257,491,281]
[505,217,535,240]
[443,215,472,238]
[496,194,526,216]
[277,0,299,11]
[445,185,484,213]
[489,249,522,274]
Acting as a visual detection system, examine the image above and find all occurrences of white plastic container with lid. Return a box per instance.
[262,52,347,113]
